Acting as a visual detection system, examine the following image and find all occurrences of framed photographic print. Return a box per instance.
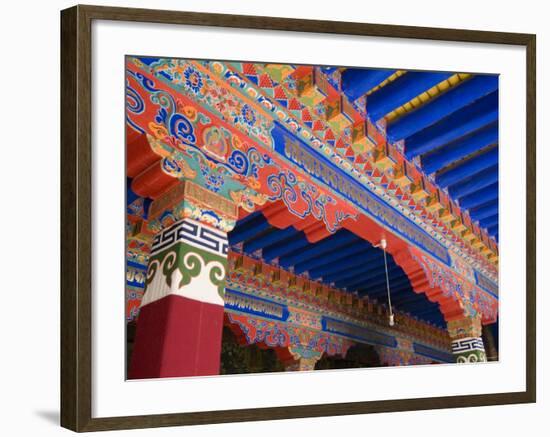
[60,4,536,432]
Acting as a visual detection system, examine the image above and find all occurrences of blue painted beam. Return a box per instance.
[403,302,441,317]
[404,92,498,159]
[366,271,409,290]
[364,276,412,294]
[388,75,499,141]
[243,226,300,253]
[487,224,499,235]
[228,216,271,245]
[436,147,498,188]
[421,123,498,174]
[416,309,444,319]
[231,210,261,229]
[341,270,406,292]
[402,305,440,317]
[353,275,410,294]
[322,258,390,283]
[411,306,442,317]
[479,214,499,229]
[469,200,499,221]
[448,165,499,200]
[334,265,401,289]
[341,68,396,101]
[279,231,358,269]
[397,302,428,313]
[393,295,423,306]
[293,241,372,275]
[324,254,395,282]
[424,319,445,328]
[361,281,412,299]
[393,294,425,306]
[308,248,383,278]
[403,300,439,311]
[367,289,412,304]
[262,235,310,262]
[458,183,498,209]
[385,288,410,299]
[367,72,453,121]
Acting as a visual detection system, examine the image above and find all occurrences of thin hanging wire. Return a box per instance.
[381,242,394,326]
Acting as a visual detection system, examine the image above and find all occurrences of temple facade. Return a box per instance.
[125,57,499,379]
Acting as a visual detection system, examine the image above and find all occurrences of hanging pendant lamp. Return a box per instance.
[376,238,395,326]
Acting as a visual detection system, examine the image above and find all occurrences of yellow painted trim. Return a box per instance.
[385,73,472,122]
[366,70,407,96]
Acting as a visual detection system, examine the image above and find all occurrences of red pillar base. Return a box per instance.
[129,295,224,379]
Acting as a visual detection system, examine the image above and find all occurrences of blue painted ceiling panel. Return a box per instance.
[222,67,501,328]
[479,215,499,229]
[468,200,499,222]
[341,68,396,101]
[228,214,446,327]
[436,147,498,188]
[293,241,372,275]
[387,75,498,141]
[420,123,498,174]
[457,182,498,210]
[366,71,453,121]
[278,231,358,269]
[404,91,499,159]
[447,165,499,200]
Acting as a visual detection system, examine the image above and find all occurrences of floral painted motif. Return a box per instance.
[126,59,357,235]
[240,104,257,127]
[183,65,204,94]
[226,313,352,358]
[377,346,433,366]
[410,248,498,323]
[138,57,274,148]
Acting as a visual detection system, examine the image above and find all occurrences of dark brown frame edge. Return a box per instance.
[60,4,536,432]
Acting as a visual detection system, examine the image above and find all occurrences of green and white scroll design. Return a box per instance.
[141,218,229,307]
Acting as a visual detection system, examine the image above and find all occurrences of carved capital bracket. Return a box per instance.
[447,313,483,340]
[147,180,239,233]
[447,314,487,363]
[286,347,323,371]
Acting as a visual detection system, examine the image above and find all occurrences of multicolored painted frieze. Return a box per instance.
[225,288,290,321]
[223,267,453,364]
[321,316,397,348]
[376,346,434,366]
[409,246,498,323]
[226,312,354,359]
[200,59,498,274]
[273,122,449,263]
[475,271,499,296]
[128,57,498,283]
[226,253,452,351]
[413,343,454,363]
[127,60,358,236]
[126,56,501,379]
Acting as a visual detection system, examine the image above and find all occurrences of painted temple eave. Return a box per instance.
[208,61,498,269]
[125,57,499,327]
[134,58,498,278]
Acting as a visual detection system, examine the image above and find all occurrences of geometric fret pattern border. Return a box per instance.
[151,218,228,257]
[451,336,485,354]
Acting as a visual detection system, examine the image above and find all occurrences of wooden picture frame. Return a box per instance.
[60,4,536,432]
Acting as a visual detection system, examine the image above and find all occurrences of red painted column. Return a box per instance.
[129,182,237,379]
